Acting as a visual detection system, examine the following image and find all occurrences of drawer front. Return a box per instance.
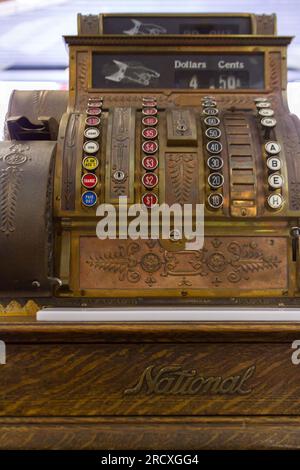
[0,342,298,416]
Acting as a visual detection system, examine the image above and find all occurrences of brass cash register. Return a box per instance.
[0,11,298,309]
[1,13,300,451]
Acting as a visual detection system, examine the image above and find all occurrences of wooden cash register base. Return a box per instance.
[1,317,300,450]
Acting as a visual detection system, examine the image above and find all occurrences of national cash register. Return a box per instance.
[0,11,298,310]
[0,13,300,450]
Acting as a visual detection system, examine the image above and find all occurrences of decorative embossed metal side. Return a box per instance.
[0,143,29,236]
[79,237,287,290]
[61,113,80,211]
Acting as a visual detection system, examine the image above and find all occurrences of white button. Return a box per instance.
[254,97,269,102]
[268,173,283,189]
[203,108,219,116]
[265,141,281,155]
[267,193,283,209]
[259,108,274,117]
[256,102,271,109]
[84,127,100,139]
[261,117,277,128]
[83,141,99,154]
[267,157,281,171]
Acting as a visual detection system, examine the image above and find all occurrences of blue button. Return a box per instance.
[82,191,97,207]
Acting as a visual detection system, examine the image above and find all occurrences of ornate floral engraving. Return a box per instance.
[62,113,79,210]
[79,15,100,35]
[0,143,29,236]
[255,14,275,35]
[81,237,286,290]
[167,154,196,204]
[76,51,89,109]
[86,242,141,283]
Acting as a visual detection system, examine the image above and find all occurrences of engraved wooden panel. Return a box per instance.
[0,341,299,417]
[79,236,288,290]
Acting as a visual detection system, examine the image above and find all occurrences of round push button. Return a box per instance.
[142,155,159,171]
[82,191,97,207]
[85,116,100,126]
[267,193,283,210]
[208,193,224,209]
[202,100,217,108]
[254,97,269,103]
[259,108,275,117]
[87,101,103,108]
[84,127,100,139]
[82,156,99,171]
[207,140,223,154]
[142,172,158,189]
[142,101,157,108]
[142,116,158,126]
[207,155,224,171]
[142,96,156,102]
[86,108,102,116]
[268,173,283,189]
[267,157,281,171]
[81,173,98,189]
[261,117,277,128]
[204,116,220,127]
[208,172,224,189]
[203,108,219,116]
[83,140,99,154]
[142,108,158,116]
[265,141,281,155]
[205,127,221,139]
[256,102,271,109]
[142,127,158,139]
[142,140,158,154]
[142,192,158,208]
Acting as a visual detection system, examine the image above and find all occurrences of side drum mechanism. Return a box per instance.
[0,90,68,302]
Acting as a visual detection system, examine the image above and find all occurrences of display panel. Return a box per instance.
[102,16,252,35]
[92,53,265,90]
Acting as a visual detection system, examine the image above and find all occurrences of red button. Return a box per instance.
[142,141,158,154]
[142,127,158,139]
[81,173,98,189]
[142,172,158,189]
[142,155,159,170]
[142,116,158,126]
[142,108,157,116]
[142,192,158,208]
[142,101,157,108]
[87,108,102,116]
[85,116,100,126]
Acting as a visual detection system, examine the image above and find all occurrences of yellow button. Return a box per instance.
[82,156,99,171]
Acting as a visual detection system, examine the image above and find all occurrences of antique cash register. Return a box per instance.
[1,13,300,450]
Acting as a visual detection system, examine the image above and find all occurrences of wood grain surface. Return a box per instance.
[0,319,300,449]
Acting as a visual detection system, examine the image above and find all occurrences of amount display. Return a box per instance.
[92,53,264,90]
[102,16,252,35]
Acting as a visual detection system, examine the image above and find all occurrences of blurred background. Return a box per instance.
[0,0,300,134]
